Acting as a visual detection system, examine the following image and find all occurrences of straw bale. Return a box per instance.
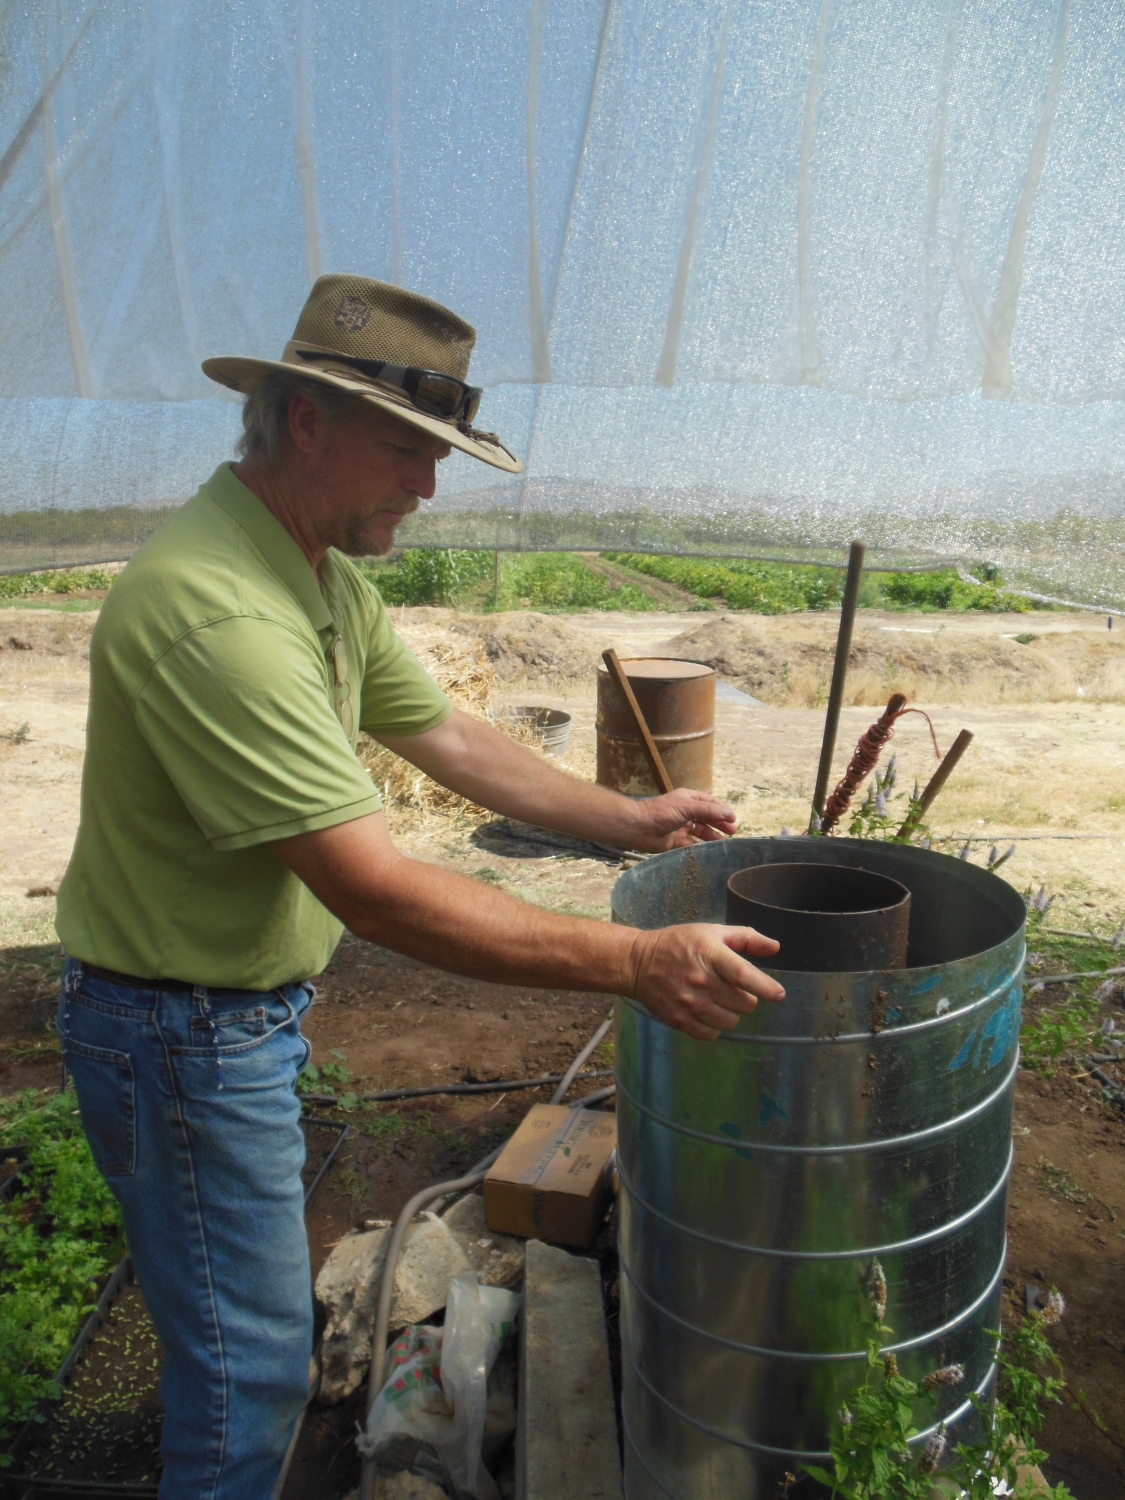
[357,623,543,822]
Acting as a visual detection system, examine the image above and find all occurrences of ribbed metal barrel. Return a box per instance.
[611,836,1025,1499]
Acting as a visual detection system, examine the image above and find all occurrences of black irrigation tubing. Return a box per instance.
[298,1067,614,1106]
[301,1118,351,1207]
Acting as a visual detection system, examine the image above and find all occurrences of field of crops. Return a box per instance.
[358,550,1036,614]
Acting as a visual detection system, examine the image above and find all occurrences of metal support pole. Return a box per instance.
[811,540,866,824]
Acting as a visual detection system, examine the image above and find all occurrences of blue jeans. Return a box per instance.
[58,959,316,1500]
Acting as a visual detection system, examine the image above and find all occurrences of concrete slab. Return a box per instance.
[517,1240,622,1500]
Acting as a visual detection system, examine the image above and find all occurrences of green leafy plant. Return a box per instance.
[0,1088,125,1456]
[296,1051,359,1110]
[0,569,115,599]
[880,568,1030,614]
[804,1283,1076,1499]
[358,548,494,607]
[841,755,928,845]
[605,553,840,613]
[1021,998,1098,1075]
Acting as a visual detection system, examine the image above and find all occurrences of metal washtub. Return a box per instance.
[611,836,1025,1498]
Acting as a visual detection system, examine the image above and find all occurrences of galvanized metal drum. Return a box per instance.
[596,659,715,795]
[489,704,573,757]
[611,836,1025,1499]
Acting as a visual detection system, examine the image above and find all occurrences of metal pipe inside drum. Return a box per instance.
[610,837,1025,1498]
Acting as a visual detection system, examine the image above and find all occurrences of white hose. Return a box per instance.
[357,1013,615,1499]
[549,1012,614,1105]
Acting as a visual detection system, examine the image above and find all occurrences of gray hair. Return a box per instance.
[237,369,366,467]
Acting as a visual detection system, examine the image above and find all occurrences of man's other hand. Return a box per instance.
[629,924,784,1040]
[629,789,738,851]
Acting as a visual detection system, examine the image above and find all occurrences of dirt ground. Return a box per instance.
[2,599,1123,1494]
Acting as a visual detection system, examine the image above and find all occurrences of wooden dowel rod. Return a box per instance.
[897,728,974,837]
[812,540,865,821]
[602,648,675,796]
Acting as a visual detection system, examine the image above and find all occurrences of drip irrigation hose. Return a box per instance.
[356,1015,616,1499]
[298,1067,613,1107]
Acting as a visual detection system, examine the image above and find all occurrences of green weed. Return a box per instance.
[804,1290,1076,1498]
[296,1053,358,1109]
[332,1169,368,1205]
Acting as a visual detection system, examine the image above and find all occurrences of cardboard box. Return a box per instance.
[483,1105,617,1249]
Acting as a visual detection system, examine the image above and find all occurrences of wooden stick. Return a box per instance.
[897,728,974,838]
[602,648,675,795]
[811,540,865,822]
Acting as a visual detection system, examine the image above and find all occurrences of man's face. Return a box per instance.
[291,394,453,557]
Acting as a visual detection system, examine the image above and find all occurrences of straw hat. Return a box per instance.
[202,274,522,473]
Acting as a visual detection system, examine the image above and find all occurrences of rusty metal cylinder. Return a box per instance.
[596,658,715,795]
[726,862,911,972]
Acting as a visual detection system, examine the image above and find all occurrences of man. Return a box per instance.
[55,276,784,1500]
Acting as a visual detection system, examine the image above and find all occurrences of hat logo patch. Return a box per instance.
[334,297,371,332]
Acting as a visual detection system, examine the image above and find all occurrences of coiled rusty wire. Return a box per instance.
[819,693,941,835]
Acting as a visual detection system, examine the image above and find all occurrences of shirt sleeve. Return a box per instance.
[357,591,452,738]
[134,615,382,851]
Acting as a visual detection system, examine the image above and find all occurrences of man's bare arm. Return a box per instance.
[270,812,784,1041]
[376,708,736,852]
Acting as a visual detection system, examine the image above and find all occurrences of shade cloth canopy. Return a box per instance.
[1,0,1122,604]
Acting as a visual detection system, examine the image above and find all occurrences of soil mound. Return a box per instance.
[0,609,97,656]
[664,614,1125,706]
[448,611,599,685]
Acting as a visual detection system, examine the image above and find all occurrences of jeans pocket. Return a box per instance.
[66,1039,136,1177]
[181,994,298,1058]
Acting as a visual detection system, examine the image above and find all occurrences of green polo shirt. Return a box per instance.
[56,464,450,989]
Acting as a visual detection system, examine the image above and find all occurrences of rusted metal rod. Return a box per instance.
[811,540,865,824]
[602,648,675,795]
[897,728,974,838]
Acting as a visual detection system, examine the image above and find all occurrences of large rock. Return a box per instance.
[442,1192,525,1289]
[316,1214,471,1404]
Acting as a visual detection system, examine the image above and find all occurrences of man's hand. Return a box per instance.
[270,813,783,1042]
[629,925,784,1039]
[377,709,736,852]
[628,789,737,851]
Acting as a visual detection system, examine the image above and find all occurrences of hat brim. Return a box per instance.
[201,356,524,474]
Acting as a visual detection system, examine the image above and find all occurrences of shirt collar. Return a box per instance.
[203,463,334,633]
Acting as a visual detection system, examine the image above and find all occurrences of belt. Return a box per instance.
[81,963,197,992]
[80,964,272,999]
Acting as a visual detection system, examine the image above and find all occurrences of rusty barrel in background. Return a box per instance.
[612,836,1026,1499]
[596,658,715,795]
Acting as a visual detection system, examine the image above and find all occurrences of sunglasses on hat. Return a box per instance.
[295,349,482,427]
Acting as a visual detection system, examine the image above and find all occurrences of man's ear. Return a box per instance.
[287,393,321,456]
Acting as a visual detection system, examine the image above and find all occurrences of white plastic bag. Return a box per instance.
[358,1272,521,1500]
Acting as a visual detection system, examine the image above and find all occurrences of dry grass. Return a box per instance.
[356,624,545,824]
